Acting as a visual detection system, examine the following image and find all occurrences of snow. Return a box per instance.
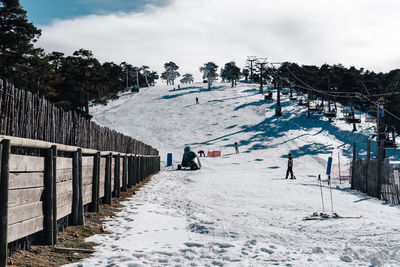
[65,82,400,267]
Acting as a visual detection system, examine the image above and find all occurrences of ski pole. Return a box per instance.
[318,174,325,213]
[328,175,334,214]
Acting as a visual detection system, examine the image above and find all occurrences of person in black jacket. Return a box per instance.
[285,153,295,179]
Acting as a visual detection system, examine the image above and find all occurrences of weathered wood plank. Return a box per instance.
[8,201,43,225]
[82,185,92,205]
[56,168,73,183]
[100,158,106,167]
[9,154,44,172]
[9,172,44,190]
[8,187,43,208]
[57,192,72,208]
[57,204,72,220]
[99,180,105,198]
[56,157,72,170]
[57,180,72,195]
[7,215,44,243]
[82,166,93,186]
[82,156,94,166]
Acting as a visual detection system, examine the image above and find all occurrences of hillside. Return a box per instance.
[66,82,400,266]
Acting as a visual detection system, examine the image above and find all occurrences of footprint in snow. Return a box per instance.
[184,242,204,248]
[213,242,234,249]
[260,247,274,254]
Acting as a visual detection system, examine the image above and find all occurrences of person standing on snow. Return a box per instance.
[234,142,239,154]
[285,153,295,179]
[196,97,199,104]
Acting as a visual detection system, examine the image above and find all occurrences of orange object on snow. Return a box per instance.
[207,151,221,157]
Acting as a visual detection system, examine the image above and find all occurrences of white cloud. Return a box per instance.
[37,0,400,82]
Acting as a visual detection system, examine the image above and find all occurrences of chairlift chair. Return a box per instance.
[324,108,337,118]
[344,106,361,124]
[379,125,396,149]
[309,101,322,112]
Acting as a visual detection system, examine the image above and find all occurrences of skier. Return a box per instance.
[196,97,199,104]
[234,141,239,154]
[285,153,295,179]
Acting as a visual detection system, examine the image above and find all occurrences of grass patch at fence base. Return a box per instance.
[8,176,152,267]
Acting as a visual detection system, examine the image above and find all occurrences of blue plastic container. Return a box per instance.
[167,153,173,166]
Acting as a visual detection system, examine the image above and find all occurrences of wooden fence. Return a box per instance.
[351,158,391,198]
[0,79,158,156]
[0,136,160,267]
[351,141,398,203]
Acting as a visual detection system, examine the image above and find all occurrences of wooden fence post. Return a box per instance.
[127,156,132,188]
[377,140,385,199]
[142,156,145,181]
[133,155,138,185]
[351,143,356,190]
[43,147,55,245]
[72,150,79,225]
[0,140,10,267]
[51,145,58,243]
[78,149,84,225]
[136,156,141,183]
[114,154,120,198]
[90,152,100,212]
[104,153,112,204]
[72,149,84,225]
[122,156,127,192]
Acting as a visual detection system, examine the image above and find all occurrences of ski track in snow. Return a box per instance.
[65,83,400,267]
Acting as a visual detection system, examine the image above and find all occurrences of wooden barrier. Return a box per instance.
[0,79,159,156]
[0,136,160,266]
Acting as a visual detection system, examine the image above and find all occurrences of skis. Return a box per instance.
[303,212,362,221]
[303,173,361,221]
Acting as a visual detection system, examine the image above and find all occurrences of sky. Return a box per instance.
[20,0,400,82]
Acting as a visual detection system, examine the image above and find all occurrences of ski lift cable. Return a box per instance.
[285,66,400,99]
[359,94,400,123]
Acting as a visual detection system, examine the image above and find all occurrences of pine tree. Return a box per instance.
[0,0,41,82]
[161,61,180,85]
[200,62,218,89]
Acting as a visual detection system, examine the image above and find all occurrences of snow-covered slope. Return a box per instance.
[67,82,400,267]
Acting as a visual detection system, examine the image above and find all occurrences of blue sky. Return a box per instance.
[20,0,168,25]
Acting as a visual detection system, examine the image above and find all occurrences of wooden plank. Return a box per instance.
[56,168,73,183]
[99,180,105,198]
[9,154,44,172]
[8,201,43,225]
[57,180,73,195]
[56,157,72,170]
[82,166,93,186]
[100,158,106,167]
[8,187,44,208]
[7,216,44,243]
[82,185,92,205]
[9,172,44,190]
[57,192,72,208]
[82,156,94,166]
[57,204,72,220]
